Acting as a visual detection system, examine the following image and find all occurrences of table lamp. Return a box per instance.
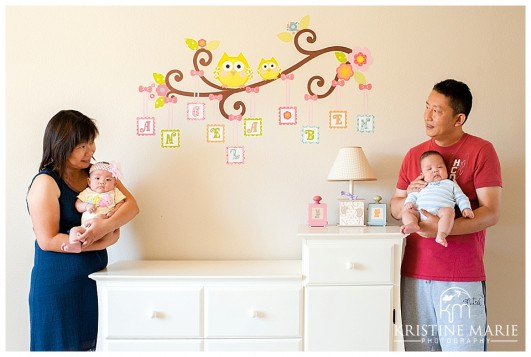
[327,146,376,226]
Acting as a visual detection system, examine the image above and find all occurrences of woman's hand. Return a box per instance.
[407,174,427,195]
[81,228,121,251]
[105,201,124,219]
[76,217,106,247]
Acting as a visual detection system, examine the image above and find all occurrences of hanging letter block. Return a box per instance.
[329,110,347,129]
[302,126,320,144]
[226,146,245,164]
[161,129,181,148]
[357,114,375,133]
[187,102,206,121]
[206,124,225,143]
[279,107,297,125]
[243,118,263,137]
[137,117,156,136]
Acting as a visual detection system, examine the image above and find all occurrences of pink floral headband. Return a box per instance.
[89,161,123,180]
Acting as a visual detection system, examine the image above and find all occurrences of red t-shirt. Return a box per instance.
[397,133,502,281]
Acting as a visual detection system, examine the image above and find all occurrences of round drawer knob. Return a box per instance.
[346,262,357,270]
[149,310,159,319]
[248,309,259,318]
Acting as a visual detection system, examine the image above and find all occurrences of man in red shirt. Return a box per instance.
[390,79,502,351]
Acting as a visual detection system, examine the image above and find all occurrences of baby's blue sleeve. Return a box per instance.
[453,182,472,211]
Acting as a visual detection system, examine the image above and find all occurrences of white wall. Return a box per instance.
[4,6,526,351]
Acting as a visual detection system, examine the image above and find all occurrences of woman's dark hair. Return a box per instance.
[39,110,98,177]
[433,79,473,120]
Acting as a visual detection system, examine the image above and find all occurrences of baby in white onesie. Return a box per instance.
[401,151,474,247]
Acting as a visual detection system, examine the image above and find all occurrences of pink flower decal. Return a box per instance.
[348,47,373,71]
[198,39,207,48]
[156,84,169,97]
[336,63,354,81]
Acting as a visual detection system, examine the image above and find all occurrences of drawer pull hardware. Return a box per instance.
[248,309,259,318]
[346,262,358,270]
[149,310,159,319]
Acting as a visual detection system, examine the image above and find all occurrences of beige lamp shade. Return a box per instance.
[327,147,376,193]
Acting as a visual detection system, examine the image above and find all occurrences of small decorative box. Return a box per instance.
[308,195,327,227]
[368,195,387,226]
[338,198,365,226]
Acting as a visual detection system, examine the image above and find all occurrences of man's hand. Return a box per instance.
[417,209,439,238]
[407,174,427,195]
[390,174,427,220]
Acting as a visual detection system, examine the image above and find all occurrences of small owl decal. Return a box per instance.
[214,52,253,88]
[257,57,282,80]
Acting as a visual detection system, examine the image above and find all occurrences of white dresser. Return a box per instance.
[299,225,406,351]
[89,260,303,351]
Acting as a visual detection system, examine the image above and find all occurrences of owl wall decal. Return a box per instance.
[213,52,253,88]
[257,57,282,80]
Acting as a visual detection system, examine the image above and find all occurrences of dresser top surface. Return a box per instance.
[90,260,302,280]
[298,224,406,238]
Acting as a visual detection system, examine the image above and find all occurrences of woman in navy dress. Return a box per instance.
[26,110,139,351]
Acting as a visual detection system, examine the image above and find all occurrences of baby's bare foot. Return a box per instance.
[61,242,82,253]
[436,236,448,248]
[400,223,420,234]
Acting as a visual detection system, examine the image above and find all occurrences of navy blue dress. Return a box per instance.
[28,169,108,351]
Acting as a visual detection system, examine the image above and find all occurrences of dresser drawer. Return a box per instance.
[305,285,393,351]
[205,338,302,351]
[104,339,203,351]
[204,286,302,338]
[305,240,395,284]
[105,286,202,338]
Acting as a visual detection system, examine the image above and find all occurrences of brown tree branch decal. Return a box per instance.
[155,27,372,120]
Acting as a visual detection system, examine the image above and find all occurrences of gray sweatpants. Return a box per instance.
[400,276,487,351]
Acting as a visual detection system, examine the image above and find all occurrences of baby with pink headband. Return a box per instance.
[62,161,126,253]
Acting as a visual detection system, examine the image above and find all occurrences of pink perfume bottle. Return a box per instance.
[308,195,328,227]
